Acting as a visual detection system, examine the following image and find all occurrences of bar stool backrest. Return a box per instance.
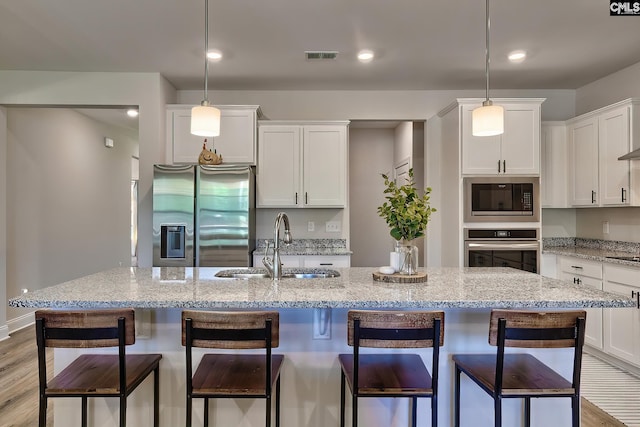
[347,310,445,349]
[182,310,280,349]
[35,309,135,348]
[488,309,586,349]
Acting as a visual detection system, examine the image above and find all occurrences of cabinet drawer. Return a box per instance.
[604,263,640,284]
[558,257,603,279]
[303,256,351,268]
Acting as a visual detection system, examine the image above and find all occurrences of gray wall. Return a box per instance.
[349,127,395,267]
[6,108,138,321]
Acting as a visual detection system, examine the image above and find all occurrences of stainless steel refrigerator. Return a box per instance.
[153,164,256,267]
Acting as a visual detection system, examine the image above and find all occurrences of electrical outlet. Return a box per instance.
[603,221,610,234]
[307,221,315,232]
[326,221,341,232]
[313,308,331,339]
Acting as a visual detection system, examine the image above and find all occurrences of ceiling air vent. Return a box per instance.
[305,51,339,60]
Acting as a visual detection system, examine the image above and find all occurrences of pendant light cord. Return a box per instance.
[203,0,209,104]
[484,0,490,103]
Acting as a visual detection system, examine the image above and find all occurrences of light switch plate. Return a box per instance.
[308,221,315,232]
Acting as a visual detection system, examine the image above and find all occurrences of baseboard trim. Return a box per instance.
[6,311,35,335]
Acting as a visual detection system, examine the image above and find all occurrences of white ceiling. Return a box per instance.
[1,0,639,91]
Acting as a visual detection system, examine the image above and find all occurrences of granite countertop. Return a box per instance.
[9,266,633,310]
[543,238,640,267]
[253,238,352,256]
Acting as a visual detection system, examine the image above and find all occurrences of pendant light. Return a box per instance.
[472,0,504,137]
[191,0,221,137]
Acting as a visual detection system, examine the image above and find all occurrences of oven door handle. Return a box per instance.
[466,242,540,251]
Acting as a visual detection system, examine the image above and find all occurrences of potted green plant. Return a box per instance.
[377,168,435,274]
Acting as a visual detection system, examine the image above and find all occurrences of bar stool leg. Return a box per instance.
[432,393,438,427]
[572,395,580,427]
[204,398,209,427]
[82,396,88,427]
[411,397,417,427]
[186,394,192,427]
[524,397,531,427]
[454,365,461,427]
[352,393,358,427]
[275,375,281,427]
[120,395,127,427]
[494,397,502,427]
[38,396,47,427]
[154,367,160,427]
[340,372,346,427]
[266,395,272,427]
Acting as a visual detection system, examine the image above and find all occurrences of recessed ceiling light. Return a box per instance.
[126,109,139,118]
[508,50,527,63]
[357,50,375,63]
[207,50,223,61]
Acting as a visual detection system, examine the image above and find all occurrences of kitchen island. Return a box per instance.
[10,267,634,427]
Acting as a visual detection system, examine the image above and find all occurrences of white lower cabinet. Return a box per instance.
[252,254,351,268]
[603,264,640,366]
[558,257,603,350]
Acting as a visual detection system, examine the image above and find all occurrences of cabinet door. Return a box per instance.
[599,106,630,206]
[541,123,568,208]
[169,107,208,164]
[568,117,599,206]
[603,279,640,365]
[212,108,257,164]
[257,126,301,207]
[501,106,540,175]
[561,272,603,350]
[461,105,502,175]
[303,125,347,207]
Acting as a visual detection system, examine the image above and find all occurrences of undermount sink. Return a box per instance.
[215,267,341,279]
[606,256,640,262]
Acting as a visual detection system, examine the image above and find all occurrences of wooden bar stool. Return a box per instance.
[452,309,586,427]
[338,310,445,427]
[182,310,284,427]
[35,309,162,427]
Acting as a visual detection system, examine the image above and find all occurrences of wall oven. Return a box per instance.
[464,228,540,273]
[464,177,539,223]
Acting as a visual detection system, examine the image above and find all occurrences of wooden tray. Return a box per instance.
[372,271,428,283]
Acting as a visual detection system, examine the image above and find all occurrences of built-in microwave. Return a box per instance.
[464,177,540,223]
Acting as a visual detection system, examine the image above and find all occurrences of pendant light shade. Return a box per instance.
[472,100,504,136]
[191,0,221,137]
[191,102,221,137]
[472,0,504,137]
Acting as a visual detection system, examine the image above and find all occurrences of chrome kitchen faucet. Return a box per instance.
[263,212,292,280]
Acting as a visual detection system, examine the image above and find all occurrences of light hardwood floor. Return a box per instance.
[0,325,627,427]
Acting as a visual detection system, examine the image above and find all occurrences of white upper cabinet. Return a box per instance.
[568,116,599,206]
[166,105,259,164]
[541,122,568,208]
[257,121,349,208]
[461,99,542,175]
[567,99,640,207]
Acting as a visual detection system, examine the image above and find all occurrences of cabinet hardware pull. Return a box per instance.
[570,265,583,269]
[622,187,627,203]
[592,190,596,204]
[503,160,506,173]
[295,192,298,204]
[497,160,501,173]
[319,263,333,266]
[634,291,640,309]
[305,192,308,204]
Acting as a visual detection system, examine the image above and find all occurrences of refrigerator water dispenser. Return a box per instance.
[161,225,186,259]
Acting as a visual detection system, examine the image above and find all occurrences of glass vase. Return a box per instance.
[396,240,419,275]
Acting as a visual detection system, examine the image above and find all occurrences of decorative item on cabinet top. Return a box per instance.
[198,139,222,165]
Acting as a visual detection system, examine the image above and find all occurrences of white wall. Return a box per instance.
[0,108,6,338]
[576,61,640,115]
[394,122,413,165]
[0,71,176,331]
[349,128,395,267]
[541,209,577,238]
[6,108,139,323]
[575,207,640,242]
